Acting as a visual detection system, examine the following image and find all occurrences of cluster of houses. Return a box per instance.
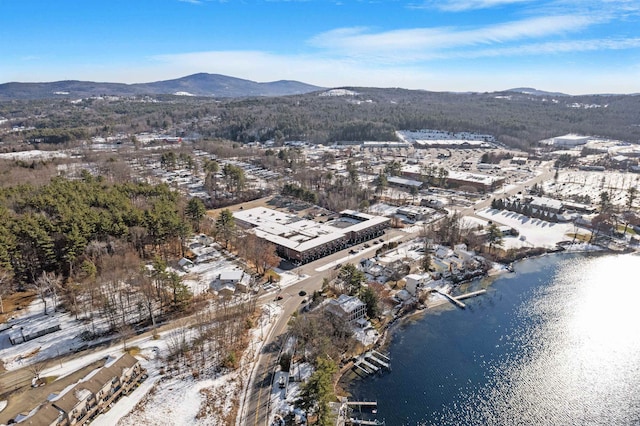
[16,354,145,426]
[360,242,484,291]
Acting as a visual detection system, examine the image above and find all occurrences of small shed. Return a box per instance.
[178,258,194,269]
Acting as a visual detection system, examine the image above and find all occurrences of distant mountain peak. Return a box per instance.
[0,73,324,100]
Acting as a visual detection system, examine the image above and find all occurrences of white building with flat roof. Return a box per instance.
[234,207,389,264]
[541,134,591,147]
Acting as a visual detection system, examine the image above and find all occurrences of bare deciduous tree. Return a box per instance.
[31,271,62,315]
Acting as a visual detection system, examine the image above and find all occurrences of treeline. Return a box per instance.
[281,183,317,204]
[3,89,640,150]
[23,128,89,144]
[0,174,194,283]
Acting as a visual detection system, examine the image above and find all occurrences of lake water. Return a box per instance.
[347,252,640,425]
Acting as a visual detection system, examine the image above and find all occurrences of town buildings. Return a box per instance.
[17,354,145,426]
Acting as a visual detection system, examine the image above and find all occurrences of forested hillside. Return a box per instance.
[0,175,191,284]
[1,88,639,151]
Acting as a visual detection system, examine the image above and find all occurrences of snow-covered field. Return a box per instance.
[475,207,580,249]
[544,170,640,206]
[0,150,70,161]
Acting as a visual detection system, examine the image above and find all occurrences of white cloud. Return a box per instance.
[309,15,600,58]
[413,0,534,12]
[462,37,640,58]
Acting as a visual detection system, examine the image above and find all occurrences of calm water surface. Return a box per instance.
[348,252,640,425]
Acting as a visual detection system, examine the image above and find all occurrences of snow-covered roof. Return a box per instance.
[388,176,423,188]
[234,207,388,254]
[219,269,244,282]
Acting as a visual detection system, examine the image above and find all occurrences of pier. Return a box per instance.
[347,419,385,425]
[346,401,378,408]
[456,289,487,300]
[353,351,390,376]
[432,289,466,309]
[365,352,390,369]
[359,359,379,373]
[345,401,384,425]
[432,289,487,309]
[372,350,390,362]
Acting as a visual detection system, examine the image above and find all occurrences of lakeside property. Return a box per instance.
[345,252,640,425]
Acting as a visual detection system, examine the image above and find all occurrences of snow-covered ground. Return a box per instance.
[0,297,113,371]
[545,170,640,207]
[1,295,286,425]
[0,150,70,161]
[474,207,585,249]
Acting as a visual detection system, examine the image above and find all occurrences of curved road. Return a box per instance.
[240,163,556,425]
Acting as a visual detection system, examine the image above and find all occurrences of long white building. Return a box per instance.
[234,207,389,264]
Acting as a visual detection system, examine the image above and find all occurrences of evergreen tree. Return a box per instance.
[215,209,236,249]
[296,356,337,426]
[360,286,380,319]
[185,197,206,232]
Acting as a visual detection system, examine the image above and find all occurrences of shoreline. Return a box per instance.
[335,243,632,396]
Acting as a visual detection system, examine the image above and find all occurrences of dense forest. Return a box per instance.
[0,175,191,284]
[1,88,639,151]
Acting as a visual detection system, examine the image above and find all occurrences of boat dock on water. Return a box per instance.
[344,401,385,425]
[431,288,487,309]
[353,351,391,376]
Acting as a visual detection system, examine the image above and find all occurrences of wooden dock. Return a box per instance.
[365,352,389,369]
[372,350,390,362]
[347,419,385,425]
[432,289,466,309]
[346,401,378,408]
[345,401,384,425]
[432,289,487,309]
[353,351,390,376]
[456,289,487,300]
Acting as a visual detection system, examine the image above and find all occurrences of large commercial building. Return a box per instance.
[400,165,505,192]
[234,207,389,264]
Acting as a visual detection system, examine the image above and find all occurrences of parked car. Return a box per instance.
[298,290,307,297]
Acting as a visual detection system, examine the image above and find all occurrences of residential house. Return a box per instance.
[325,295,367,325]
[109,353,143,389]
[178,257,194,270]
[21,404,63,426]
[404,273,432,296]
[83,367,118,410]
[52,385,94,425]
[209,269,250,295]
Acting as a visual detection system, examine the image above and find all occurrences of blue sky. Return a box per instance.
[1,0,639,94]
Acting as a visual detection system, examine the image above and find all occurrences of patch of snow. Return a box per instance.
[318,89,358,97]
[474,208,578,249]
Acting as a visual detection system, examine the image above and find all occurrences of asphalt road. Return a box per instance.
[239,163,557,426]
[238,228,413,426]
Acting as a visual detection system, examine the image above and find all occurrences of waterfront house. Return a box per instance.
[325,294,367,324]
[404,273,433,296]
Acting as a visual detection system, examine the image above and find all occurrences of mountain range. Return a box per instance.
[0,73,324,100]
